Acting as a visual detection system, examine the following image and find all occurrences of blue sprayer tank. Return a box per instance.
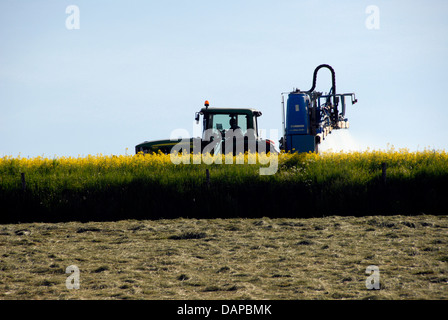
[285,92,317,153]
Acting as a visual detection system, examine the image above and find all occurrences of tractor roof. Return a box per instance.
[200,107,262,116]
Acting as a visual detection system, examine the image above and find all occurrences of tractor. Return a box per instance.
[135,64,357,155]
[135,101,278,155]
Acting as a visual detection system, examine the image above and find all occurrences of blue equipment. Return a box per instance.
[280,64,357,153]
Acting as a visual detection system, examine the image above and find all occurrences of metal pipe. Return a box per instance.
[307,64,337,107]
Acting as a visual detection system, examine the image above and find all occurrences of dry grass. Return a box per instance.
[0,215,447,300]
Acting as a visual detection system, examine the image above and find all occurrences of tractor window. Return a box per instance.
[210,114,248,135]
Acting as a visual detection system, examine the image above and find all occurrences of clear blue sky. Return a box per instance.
[1,0,447,157]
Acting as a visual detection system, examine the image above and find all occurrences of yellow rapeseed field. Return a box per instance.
[1,147,447,171]
[1,147,447,223]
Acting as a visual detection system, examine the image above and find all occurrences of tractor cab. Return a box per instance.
[192,101,276,154]
[195,105,261,141]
